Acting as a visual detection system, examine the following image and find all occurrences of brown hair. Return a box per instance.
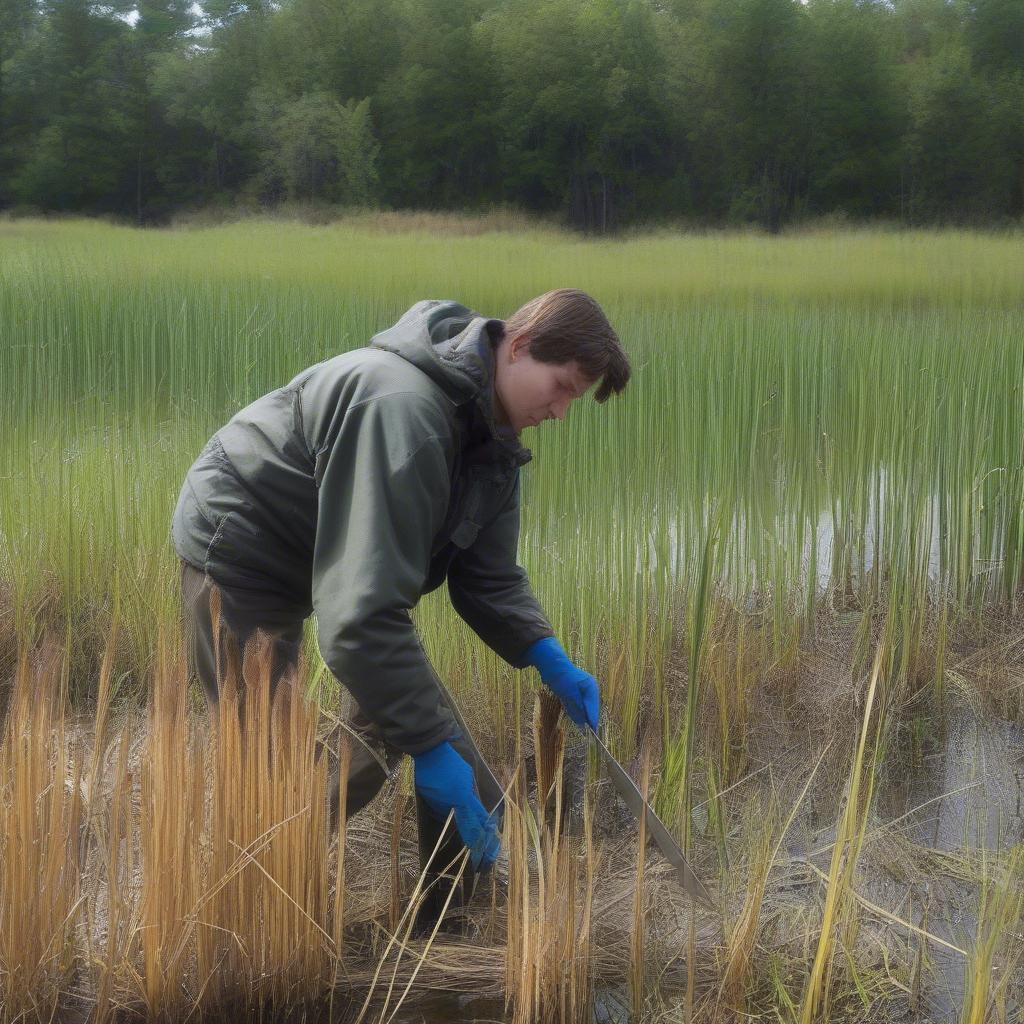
[502,289,630,402]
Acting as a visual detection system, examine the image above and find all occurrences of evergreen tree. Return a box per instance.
[965,0,1024,75]
[905,39,1014,220]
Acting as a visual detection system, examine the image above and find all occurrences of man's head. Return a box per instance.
[493,289,630,434]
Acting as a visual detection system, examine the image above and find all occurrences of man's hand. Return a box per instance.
[412,740,501,871]
[523,636,600,731]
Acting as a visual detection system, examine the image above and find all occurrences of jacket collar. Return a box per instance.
[438,317,532,468]
[370,300,532,468]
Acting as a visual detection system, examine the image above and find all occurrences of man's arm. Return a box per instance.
[446,474,555,666]
[448,474,601,731]
[311,394,459,755]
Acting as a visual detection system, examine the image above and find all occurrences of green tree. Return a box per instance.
[148,45,230,202]
[0,0,38,204]
[188,0,279,197]
[0,0,1019,224]
[374,0,499,208]
[581,0,671,228]
[254,91,379,204]
[280,0,402,102]
[691,0,811,229]
[965,0,1024,75]
[803,0,905,218]
[484,0,668,229]
[904,39,1012,220]
[892,0,964,61]
[965,0,1024,217]
[124,1,202,221]
[7,1,140,212]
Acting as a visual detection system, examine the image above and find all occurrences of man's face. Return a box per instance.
[493,333,595,434]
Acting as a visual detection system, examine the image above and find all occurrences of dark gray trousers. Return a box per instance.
[179,560,503,926]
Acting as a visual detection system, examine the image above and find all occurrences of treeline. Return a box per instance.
[1,0,1021,230]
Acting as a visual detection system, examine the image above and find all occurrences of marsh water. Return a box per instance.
[884,703,1024,1022]
[635,468,1000,606]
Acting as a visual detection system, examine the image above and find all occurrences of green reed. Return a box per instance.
[1,217,1022,743]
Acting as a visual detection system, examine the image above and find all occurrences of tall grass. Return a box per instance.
[89,627,337,1017]
[2,220,1023,731]
[799,647,886,1024]
[0,645,81,1023]
[196,626,332,1013]
[142,633,204,1019]
[960,847,1024,1024]
[718,752,825,1016]
[505,705,595,1024]
[2,216,1024,1018]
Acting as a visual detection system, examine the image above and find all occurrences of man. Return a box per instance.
[171,288,630,924]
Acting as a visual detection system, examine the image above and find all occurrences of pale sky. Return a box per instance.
[122,4,206,28]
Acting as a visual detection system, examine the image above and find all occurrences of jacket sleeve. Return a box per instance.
[311,395,458,755]
[446,474,555,667]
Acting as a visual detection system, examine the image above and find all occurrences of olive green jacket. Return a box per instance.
[172,300,554,753]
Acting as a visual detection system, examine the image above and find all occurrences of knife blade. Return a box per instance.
[589,726,716,911]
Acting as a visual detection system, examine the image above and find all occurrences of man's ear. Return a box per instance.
[509,332,531,362]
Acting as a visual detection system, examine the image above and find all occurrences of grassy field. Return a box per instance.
[0,215,1022,1022]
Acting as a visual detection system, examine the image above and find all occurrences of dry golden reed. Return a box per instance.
[505,697,594,1024]
[0,645,82,1024]
[139,607,336,1018]
[197,623,333,1013]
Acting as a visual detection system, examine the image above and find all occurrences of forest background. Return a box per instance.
[0,0,1022,232]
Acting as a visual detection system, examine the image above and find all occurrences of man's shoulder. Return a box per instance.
[302,347,452,403]
[298,347,461,448]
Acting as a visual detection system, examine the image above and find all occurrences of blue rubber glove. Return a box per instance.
[412,740,501,871]
[523,636,600,731]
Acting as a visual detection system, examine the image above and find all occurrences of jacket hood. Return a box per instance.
[369,299,532,466]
